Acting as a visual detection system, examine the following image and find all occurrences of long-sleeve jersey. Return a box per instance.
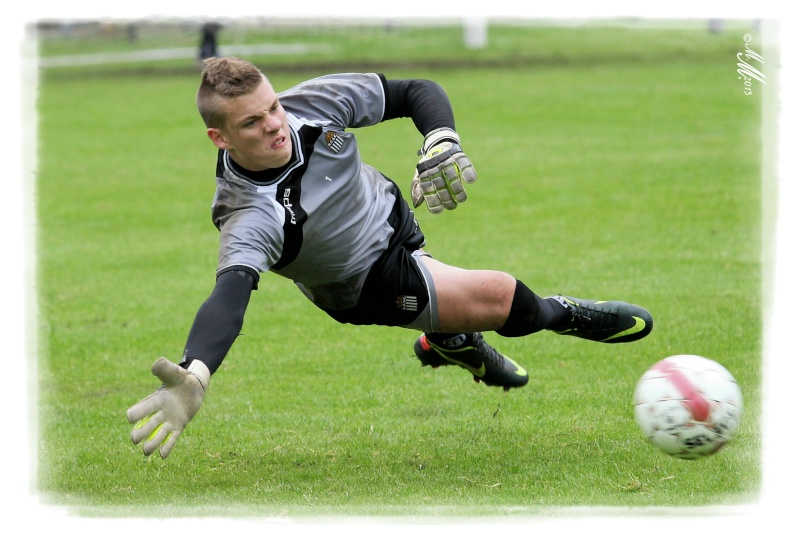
[212,73,451,310]
[181,73,457,373]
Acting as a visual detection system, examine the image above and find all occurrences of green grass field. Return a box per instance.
[34,21,764,520]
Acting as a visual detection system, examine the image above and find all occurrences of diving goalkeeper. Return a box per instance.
[127,57,653,459]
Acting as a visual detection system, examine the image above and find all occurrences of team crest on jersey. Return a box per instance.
[324,131,344,153]
[396,295,418,312]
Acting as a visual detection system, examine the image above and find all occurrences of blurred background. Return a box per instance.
[32,16,761,75]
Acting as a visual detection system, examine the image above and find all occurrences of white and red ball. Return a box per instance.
[633,354,743,459]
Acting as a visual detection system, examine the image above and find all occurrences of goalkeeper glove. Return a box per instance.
[126,357,210,459]
[411,127,477,214]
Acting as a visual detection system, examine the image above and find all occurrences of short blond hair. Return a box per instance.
[196,57,265,128]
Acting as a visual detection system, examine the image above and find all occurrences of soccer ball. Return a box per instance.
[633,354,743,459]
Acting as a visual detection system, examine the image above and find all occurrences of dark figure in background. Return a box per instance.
[199,22,222,61]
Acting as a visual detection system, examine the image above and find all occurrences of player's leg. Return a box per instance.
[418,254,652,343]
[412,254,653,389]
[411,255,562,389]
[416,254,567,334]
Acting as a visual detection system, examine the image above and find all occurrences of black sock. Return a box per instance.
[495,280,569,337]
[424,282,570,341]
[536,296,571,330]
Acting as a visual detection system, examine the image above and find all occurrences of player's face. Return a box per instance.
[207,76,292,171]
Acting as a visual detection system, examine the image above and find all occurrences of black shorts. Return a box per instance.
[324,180,436,329]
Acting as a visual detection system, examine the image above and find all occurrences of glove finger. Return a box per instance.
[428,174,456,210]
[130,410,164,445]
[454,154,477,183]
[420,179,441,199]
[410,174,424,209]
[443,164,463,186]
[442,162,459,179]
[418,169,437,190]
[158,429,183,459]
[443,165,467,203]
[419,168,451,214]
[151,357,186,388]
[424,192,444,214]
[142,421,174,457]
[126,390,164,424]
[448,179,468,204]
[437,187,458,210]
[460,166,477,184]
[430,173,450,192]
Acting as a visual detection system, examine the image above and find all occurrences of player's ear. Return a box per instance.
[207,128,230,150]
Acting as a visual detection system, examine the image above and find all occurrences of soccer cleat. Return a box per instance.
[547,295,653,343]
[413,332,529,390]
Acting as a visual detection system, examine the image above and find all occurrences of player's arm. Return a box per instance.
[180,268,257,373]
[381,76,477,214]
[381,77,456,135]
[126,268,257,458]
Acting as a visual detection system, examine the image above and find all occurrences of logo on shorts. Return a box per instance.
[325,131,344,153]
[396,295,418,312]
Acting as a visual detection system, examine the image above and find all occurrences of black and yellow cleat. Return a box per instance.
[547,295,653,343]
[414,332,529,390]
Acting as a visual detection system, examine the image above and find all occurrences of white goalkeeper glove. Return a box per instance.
[126,357,210,459]
[411,127,477,214]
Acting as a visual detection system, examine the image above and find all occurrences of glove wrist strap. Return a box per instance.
[421,127,460,154]
[187,359,211,391]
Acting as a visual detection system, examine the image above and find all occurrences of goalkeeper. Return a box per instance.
[127,57,654,458]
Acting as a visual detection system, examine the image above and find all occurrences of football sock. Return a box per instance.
[495,280,569,337]
[424,281,569,341]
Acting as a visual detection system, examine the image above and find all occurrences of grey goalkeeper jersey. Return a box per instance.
[211,73,400,310]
